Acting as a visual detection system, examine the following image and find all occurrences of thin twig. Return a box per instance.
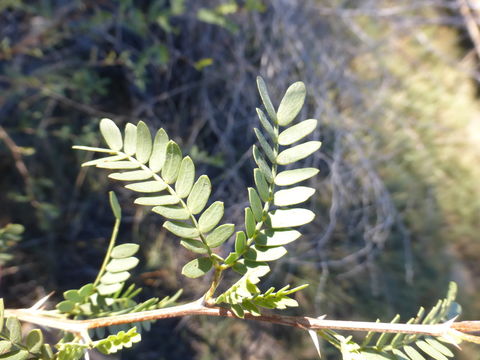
[4,302,480,340]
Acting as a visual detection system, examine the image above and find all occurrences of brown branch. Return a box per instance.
[4,301,480,341]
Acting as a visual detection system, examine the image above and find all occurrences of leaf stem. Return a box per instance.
[93,217,121,287]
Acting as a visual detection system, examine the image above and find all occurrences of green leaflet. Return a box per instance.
[416,340,448,360]
[124,123,137,155]
[235,231,247,253]
[152,205,190,220]
[25,329,43,354]
[276,82,306,126]
[206,224,235,248]
[278,119,317,145]
[109,170,152,181]
[275,167,319,186]
[391,349,409,360]
[6,318,21,343]
[245,246,287,262]
[100,118,123,151]
[425,338,454,357]
[136,121,153,164]
[109,191,122,220]
[198,201,224,233]
[100,271,130,284]
[253,146,273,183]
[175,157,195,198]
[256,108,276,140]
[180,239,209,254]
[276,141,321,165]
[181,257,213,278]
[106,257,139,272]
[187,175,211,214]
[274,186,315,207]
[255,229,301,247]
[97,283,123,296]
[164,221,200,238]
[125,180,167,193]
[111,244,139,258]
[149,128,169,172]
[245,208,256,238]
[254,128,276,163]
[134,195,179,206]
[254,168,270,202]
[256,76,277,123]
[269,209,315,228]
[162,141,182,184]
[403,345,426,360]
[248,188,263,222]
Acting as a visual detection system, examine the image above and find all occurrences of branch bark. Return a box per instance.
[5,301,480,340]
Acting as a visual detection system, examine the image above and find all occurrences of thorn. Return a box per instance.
[30,292,55,310]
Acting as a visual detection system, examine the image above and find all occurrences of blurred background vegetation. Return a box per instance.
[1,0,480,359]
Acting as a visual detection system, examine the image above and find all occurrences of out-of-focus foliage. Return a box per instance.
[1,0,480,359]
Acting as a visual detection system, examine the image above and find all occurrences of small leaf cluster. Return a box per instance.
[215,266,308,318]
[314,282,461,360]
[94,327,141,354]
[0,300,52,360]
[0,223,24,265]
[55,192,181,337]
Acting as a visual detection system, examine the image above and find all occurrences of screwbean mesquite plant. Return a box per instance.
[1,77,480,359]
